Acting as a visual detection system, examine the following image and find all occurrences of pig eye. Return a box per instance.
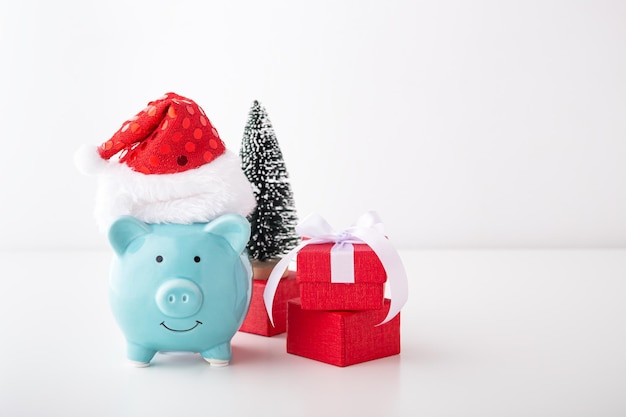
[156,255,163,263]
[194,256,201,263]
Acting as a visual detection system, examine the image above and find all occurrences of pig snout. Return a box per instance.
[155,279,203,318]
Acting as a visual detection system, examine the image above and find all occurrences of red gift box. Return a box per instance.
[239,271,299,336]
[286,298,400,367]
[296,242,386,311]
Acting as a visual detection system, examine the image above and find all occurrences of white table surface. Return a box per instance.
[1,249,625,417]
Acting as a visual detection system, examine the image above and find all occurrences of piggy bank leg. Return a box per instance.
[201,342,232,367]
[127,342,157,367]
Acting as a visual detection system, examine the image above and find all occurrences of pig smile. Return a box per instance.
[160,320,203,332]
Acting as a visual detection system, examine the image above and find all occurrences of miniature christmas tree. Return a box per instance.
[240,100,298,276]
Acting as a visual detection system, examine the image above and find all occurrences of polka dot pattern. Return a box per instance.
[149,156,160,167]
[97,92,226,175]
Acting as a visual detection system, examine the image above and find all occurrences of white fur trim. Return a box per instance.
[93,150,256,232]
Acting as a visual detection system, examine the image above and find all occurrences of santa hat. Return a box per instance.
[75,92,256,232]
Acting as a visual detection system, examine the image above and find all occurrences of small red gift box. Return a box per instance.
[264,212,408,328]
[286,298,400,367]
[239,271,299,337]
[296,242,386,311]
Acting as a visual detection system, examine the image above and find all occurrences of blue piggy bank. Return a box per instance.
[107,214,252,367]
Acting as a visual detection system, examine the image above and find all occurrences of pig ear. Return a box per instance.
[108,216,151,256]
[204,214,251,254]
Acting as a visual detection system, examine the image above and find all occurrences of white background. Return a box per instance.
[0,0,624,250]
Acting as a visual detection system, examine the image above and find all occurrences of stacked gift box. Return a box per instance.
[284,241,401,367]
[287,242,400,366]
[253,212,407,367]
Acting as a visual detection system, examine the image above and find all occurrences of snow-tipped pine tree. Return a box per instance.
[240,100,298,262]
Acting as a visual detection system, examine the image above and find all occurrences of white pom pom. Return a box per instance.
[74,145,108,175]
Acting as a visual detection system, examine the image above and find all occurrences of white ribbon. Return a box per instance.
[330,241,355,283]
[263,211,409,326]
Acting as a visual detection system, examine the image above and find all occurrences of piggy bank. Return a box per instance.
[107,214,252,367]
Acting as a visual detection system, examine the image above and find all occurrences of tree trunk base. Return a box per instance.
[251,258,288,280]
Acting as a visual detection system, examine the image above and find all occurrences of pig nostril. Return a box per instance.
[168,295,175,303]
[181,294,189,303]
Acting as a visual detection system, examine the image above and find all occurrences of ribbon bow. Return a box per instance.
[263,211,409,326]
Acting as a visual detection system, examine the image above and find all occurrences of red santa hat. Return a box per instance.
[75,92,255,232]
